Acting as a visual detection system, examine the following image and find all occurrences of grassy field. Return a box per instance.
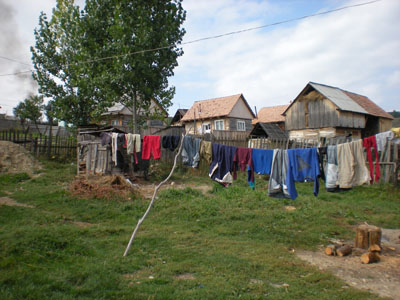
[0,161,399,299]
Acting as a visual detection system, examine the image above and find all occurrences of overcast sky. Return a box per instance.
[0,0,399,117]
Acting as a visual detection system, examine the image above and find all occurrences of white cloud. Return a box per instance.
[171,0,400,113]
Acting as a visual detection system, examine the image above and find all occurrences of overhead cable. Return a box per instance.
[0,0,383,77]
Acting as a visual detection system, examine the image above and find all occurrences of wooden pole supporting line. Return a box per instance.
[123,133,185,257]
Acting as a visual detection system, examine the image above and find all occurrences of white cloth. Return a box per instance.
[111,133,118,166]
[126,133,141,155]
[375,131,394,152]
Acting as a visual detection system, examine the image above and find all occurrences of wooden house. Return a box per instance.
[283,82,393,140]
[100,99,168,133]
[252,104,289,131]
[180,94,255,134]
[170,109,188,126]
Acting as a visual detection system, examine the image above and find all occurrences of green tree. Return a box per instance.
[31,0,186,129]
[13,95,44,132]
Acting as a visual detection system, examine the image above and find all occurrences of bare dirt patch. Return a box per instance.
[175,273,196,280]
[0,141,41,175]
[136,181,211,199]
[69,175,135,200]
[296,229,400,300]
[0,197,34,208]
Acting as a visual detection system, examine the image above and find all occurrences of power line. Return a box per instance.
[0,0,383,76]
[0,56,31,66]
[0,70,32,77]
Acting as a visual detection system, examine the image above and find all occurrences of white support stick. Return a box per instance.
[123,133,185,257]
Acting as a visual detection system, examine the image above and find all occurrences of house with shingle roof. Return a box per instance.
[252,104,289,130]
[180,94,255,134]
[283,82,393,140]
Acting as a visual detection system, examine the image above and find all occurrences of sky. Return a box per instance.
[0,0,399,118]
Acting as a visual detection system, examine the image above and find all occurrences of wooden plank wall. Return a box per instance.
[0,129,77,158]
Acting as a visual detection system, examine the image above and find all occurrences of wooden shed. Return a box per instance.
[77,125,148,178]
[283,82,393,140]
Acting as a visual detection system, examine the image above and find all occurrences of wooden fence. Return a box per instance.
[0,129,77,158]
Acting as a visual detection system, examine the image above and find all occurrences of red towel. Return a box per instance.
[363,136,380,183]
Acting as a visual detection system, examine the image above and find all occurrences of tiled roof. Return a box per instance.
[343,91,393,119]
[252,105,288,124]
[181,94,253,121]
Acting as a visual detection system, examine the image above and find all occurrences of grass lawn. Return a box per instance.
[0,161,399,299]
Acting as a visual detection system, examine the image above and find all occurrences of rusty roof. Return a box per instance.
[181,94,255,121]
[252,104,288,124]
[343,91,393,119]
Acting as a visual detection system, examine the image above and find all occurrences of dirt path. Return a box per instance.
[296,229,400,300]
[136,181,211,199]
[0,197,34,208]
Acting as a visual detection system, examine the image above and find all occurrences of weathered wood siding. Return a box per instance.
[228,118,252,132]
[286,95,366,130]
[307,99,339,128]
[285,100,305,130]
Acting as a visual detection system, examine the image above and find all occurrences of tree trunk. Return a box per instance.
[325,244,338,256]
[361,252,380,264]
[336,245,352,257]
[355,224,381,249]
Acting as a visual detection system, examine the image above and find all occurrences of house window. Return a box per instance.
[202,123,211,133]
[237,120,246,131]
[122,119,130,126]
[111,120,120,126]
[214,120,224,130]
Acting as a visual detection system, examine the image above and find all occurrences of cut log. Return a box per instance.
[352,247,368,256]
[337,245,352,257]
[325,245,338,256]
[355,224,382,249]
[368,244,381,253]
[361,252,380,264]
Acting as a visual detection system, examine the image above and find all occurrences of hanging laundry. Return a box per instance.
[268,149,290,198]
[325,145,339,192]
[317,147,327,181]
[363,136,380,184]
[142,135,161,160]
[100,132,111,146]
[375,130,394,152]
[162,135,180,152]
[209,144,237,186]
[286,148,320,200]
[392,128,400,138]
[126,133,141,164]
[337,140,369,189]
[181,136,201,168]
[233,147,254,183]
[200,140,212,164]
[111,132,119,166]
[252,148,274,175]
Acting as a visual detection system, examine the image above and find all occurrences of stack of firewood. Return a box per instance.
[324,224,382,264]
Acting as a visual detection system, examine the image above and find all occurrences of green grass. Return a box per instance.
[0,162,399,299]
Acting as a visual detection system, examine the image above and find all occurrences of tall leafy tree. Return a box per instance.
[31,0,186,129]
[13,95,44,132]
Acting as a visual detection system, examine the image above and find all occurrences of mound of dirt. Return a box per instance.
[0,141,41,175]
[69,174,135,200]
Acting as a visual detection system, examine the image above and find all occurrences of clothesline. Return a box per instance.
[100,130,397,200]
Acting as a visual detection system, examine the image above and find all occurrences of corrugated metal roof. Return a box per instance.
[309,82,367,114]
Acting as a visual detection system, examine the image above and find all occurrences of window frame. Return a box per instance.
[237,120,246,131]
[214,119,224,131]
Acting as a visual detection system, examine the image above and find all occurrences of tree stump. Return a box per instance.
[361,252,380,264]
[325,245,338,256]
[355,224,381,249]
[337,245,352,257]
